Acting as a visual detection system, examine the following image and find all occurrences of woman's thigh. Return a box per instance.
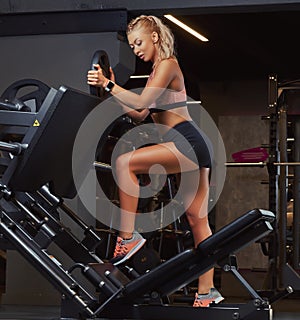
[121,142,200,175]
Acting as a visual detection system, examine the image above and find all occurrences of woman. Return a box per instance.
[87,15,224,307]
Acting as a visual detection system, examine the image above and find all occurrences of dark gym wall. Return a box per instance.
[199,79,269,120]
[0,32,135,95]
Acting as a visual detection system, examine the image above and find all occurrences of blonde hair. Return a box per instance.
[127,15,176,63]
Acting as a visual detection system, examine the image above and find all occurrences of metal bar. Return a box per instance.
[12,197,45,227]
[0,213,95,317]
[0,141,27,155]
[278,86,300,90]
[268,74,278,108]
[274,162,300,166]
[38,185,97,235]
[230,266,263,300]
[268,110,279,291]
[22,192,103,264]
[278,106,288,288]
[293,117,300,269]
[225,162,266,167]
[94,161,112,171]
[225,162,300,167]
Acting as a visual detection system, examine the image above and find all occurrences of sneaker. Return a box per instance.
[193,288,224,307]
[111,232,146,266]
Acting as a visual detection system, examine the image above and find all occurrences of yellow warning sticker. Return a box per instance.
[33,119,40,127]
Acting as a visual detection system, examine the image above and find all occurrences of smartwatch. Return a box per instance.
[105,80,115,92]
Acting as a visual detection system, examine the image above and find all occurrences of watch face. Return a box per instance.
[107,81,115,90]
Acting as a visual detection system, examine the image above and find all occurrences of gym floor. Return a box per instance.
[0,300,299,320]
[0,275,299,320]
[0,292,300,320]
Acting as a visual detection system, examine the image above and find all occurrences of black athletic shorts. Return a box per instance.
[162,121,212,168]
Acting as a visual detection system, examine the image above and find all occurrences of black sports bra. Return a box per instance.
[148,101,187,114]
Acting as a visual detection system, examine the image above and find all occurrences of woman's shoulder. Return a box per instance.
[154,58,180,75]
[157,57,178,68]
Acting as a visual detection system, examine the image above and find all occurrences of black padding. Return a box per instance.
[5,86,101,198]
[120,208,274,300]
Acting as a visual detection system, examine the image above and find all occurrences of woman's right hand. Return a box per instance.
[87,64,109,88]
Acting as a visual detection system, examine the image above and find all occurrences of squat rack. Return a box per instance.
[225,74,300,292]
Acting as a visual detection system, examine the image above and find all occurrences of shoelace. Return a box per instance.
[193,297,213,307]
[113,240,129,257]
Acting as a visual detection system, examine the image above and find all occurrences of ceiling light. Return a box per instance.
[130,75,150,79]
[164,14,209,42]
[187,101,202,105]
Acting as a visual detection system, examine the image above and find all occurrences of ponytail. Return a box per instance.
[127,15,176,63]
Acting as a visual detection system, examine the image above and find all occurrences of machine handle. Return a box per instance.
[0,97,30,112]
[0,141,27,155]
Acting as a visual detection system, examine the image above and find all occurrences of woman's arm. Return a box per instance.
[119,102,150,122]
[87,59,178,110]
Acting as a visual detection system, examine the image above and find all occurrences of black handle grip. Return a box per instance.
[89,50,111,98]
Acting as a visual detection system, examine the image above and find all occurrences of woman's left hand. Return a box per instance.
[87,64,108,87]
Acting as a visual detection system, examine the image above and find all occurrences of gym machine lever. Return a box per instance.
[0,80,293,319]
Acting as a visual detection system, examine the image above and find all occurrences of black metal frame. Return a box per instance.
[0,188,276,319]
[267,75,300,290]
